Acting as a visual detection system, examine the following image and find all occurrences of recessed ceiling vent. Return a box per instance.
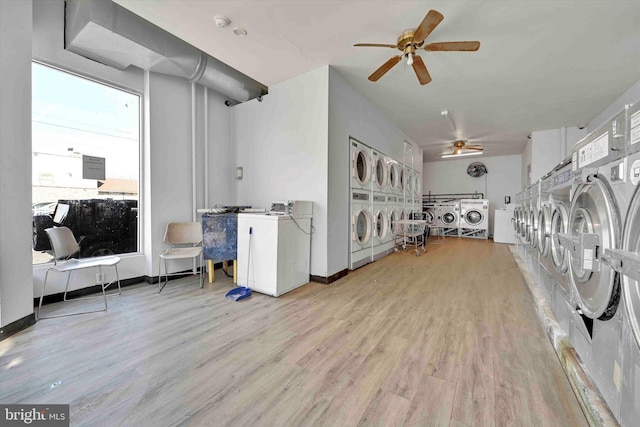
[65,0,268,104]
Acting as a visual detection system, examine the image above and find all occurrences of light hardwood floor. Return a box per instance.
[1,239,587,426]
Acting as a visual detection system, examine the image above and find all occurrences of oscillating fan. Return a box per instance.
[467,162,487,178]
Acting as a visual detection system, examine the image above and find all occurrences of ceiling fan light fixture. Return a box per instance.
[441,151,482,159]
[406,52,414,66]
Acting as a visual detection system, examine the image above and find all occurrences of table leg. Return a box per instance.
[208,260,214,283]
[233,260,237,284]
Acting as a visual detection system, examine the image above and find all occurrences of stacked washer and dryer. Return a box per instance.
[349,137,419,270]
[515,104,640,425]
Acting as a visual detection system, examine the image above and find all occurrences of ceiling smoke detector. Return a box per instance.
[214,15,230,28]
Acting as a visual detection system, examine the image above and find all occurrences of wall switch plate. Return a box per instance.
[236,166,243,180]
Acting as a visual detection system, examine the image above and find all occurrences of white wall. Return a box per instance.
[423,154,522,236]
[233,66,329,276]
[0,0,33,327]
[531,129,562,183]
[328,67,422,275]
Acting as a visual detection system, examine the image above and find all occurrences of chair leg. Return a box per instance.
[199,253,204,288]
[37,269,52,321]
[99,266,108,311]
[158,257,169,293]
[63,271,73,301]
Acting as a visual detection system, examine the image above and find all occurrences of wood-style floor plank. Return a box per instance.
[0,239,587,426]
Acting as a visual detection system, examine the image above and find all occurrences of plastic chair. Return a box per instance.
[37,227,121,320]
[158,222,204,293]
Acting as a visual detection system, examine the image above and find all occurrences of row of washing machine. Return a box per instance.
[350,138,422,270]
[514,103,640,426]
[424,199,489,239]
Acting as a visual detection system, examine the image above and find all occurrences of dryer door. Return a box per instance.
[389,163,398,190]
[568,178,620,319]
[354,209,373,247]
[374,209,388,241]
[524,206,531,241]
[390,210,399,235]
[551,203,570,274]
[530,208,538,247]
[373,157,388,190]
[442,211,456,226]
[621,184,640,348]
[353,148,371,186]
[464,209,483,226]
[537,205,551,256]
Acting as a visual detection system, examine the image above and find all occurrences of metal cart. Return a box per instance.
[393,220,428,256]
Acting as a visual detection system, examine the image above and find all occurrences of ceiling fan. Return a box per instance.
[354,9,480,85]
[444,140,484,156]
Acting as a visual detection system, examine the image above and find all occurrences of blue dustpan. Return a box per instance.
[226,286,252,301]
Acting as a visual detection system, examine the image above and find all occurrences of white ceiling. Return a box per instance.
[114,0,640,162]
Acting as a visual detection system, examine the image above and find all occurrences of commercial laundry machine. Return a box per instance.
[350,189,373,270]
[459,199,489,239]
[537,172,555,302]
[372,192,390,261]
[381,194,396,254]
[387,158,401,195]
[350,138,371,191]
[437,201,460,237]
[371,149,388,192]
[558,109,629,417]
[546,159,574,333]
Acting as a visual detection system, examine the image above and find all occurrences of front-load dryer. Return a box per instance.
[372,149,388,193]
[387,159,400,195]
[381,195,396,254]
[372,192,389,261]
[350,189,373,270]
[459,199,489,239]
[537,172,555,302]
[559,110,629,416]
[350,138,371,191]
[546,160,574,333]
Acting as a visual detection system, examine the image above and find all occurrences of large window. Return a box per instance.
[32,63,141,264]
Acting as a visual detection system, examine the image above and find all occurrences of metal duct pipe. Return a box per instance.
[65,0,268,104]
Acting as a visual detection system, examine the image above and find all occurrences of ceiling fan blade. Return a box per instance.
[465,146,484,151]
[412,55,432,85]
[424,41,481,52]
[413,9,444,44]
[368,55,402,82]
[354,43,398,48]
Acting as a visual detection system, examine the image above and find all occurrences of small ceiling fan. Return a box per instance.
[354,9,480,85]
[444,140,484,156]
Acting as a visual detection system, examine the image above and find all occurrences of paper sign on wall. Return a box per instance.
[83,155,106,180]
[631,111,640,145]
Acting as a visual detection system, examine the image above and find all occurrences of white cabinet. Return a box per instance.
[237,214,311,297]
[493,209,516,244]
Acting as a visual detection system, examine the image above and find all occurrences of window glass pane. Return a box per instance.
[32,63,140,264]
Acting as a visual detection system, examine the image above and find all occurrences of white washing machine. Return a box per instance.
[350,189,373,270]
[372,149,388,193]
[372,192,389,261]
[388,159,401,195]
[350,138,371,191]
[459,199,489,239]
[437,201,460,236]
[237,211,311,297]
[558,110,628,418]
